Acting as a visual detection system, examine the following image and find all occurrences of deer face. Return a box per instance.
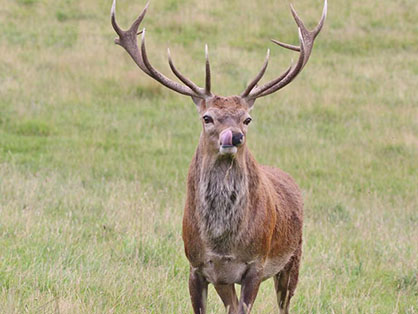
[198,96,252,156]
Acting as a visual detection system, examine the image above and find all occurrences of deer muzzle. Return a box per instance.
[219,129,244,155]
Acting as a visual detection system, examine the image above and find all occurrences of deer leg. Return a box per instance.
[274,269,290,314]
[189,267,209,314]
[214,284,239,314]
[274,249,301,314]
[238,265,262,314]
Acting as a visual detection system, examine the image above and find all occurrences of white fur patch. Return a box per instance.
[219,146,237,155]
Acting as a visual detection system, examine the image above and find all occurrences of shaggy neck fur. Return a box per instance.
[197,152,249,253]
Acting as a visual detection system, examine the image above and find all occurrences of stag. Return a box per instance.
[111,1,327,313]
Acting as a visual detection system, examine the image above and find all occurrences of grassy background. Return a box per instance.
[0,0,417,312]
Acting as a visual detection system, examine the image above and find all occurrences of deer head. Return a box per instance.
[111,0,327,158]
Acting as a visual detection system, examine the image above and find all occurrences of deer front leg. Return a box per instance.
[189,267,209,314]
[238,264,262,314]
[214,284,239,313]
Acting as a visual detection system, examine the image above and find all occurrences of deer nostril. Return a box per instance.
[232,133,244,146]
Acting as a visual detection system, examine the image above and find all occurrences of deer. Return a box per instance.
[111,0,327,313]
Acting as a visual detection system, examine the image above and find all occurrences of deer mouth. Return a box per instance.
[219,130,237,155]
[220,146,238,155]
[220,129,233,146]
[219,129,244,155]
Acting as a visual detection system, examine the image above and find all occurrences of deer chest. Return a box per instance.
[197,168,248,251]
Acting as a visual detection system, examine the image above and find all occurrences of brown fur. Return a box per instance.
[182,97,303,313]
[111,1,327,311]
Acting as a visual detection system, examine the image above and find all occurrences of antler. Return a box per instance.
[111,0,326,104]
[241,0,327,100]
[110,0,212,101]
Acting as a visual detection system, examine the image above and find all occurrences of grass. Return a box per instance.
[0,0,417,312]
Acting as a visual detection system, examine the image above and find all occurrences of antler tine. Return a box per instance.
[167,48,204,96]
[129,0,150,34]
[111,1,209,100]
[111,0,149,38]
[258,30,306,97]
[249,29,305,99]
[242,0,326,100]
[241,49,270,98]
[313,0,328,37]
[290,3,307,32]
[270,39,300,52]
[111,0,151,75]
[205,44,211,96]
[110,0,123,37]
[140,29,199,97]
[272,0,327,66]
[281,0,327,67]
[247,64,292,99]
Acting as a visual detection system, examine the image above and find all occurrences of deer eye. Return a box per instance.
[243,117,252,125]
[203,115,214,124]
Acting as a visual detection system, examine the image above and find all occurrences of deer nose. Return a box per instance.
[232,133,244,146]
[220,129,244,147]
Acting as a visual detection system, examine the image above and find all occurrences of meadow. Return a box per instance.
[0,0,417,312]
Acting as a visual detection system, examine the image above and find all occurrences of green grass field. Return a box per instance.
[0,0,417,312]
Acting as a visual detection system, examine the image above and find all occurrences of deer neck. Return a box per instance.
[196,142,253,252]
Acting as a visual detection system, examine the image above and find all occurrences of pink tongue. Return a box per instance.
[220,129,233,146]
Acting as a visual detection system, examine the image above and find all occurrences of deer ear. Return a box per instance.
[244,98,256,111]
[192,97,207,112]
